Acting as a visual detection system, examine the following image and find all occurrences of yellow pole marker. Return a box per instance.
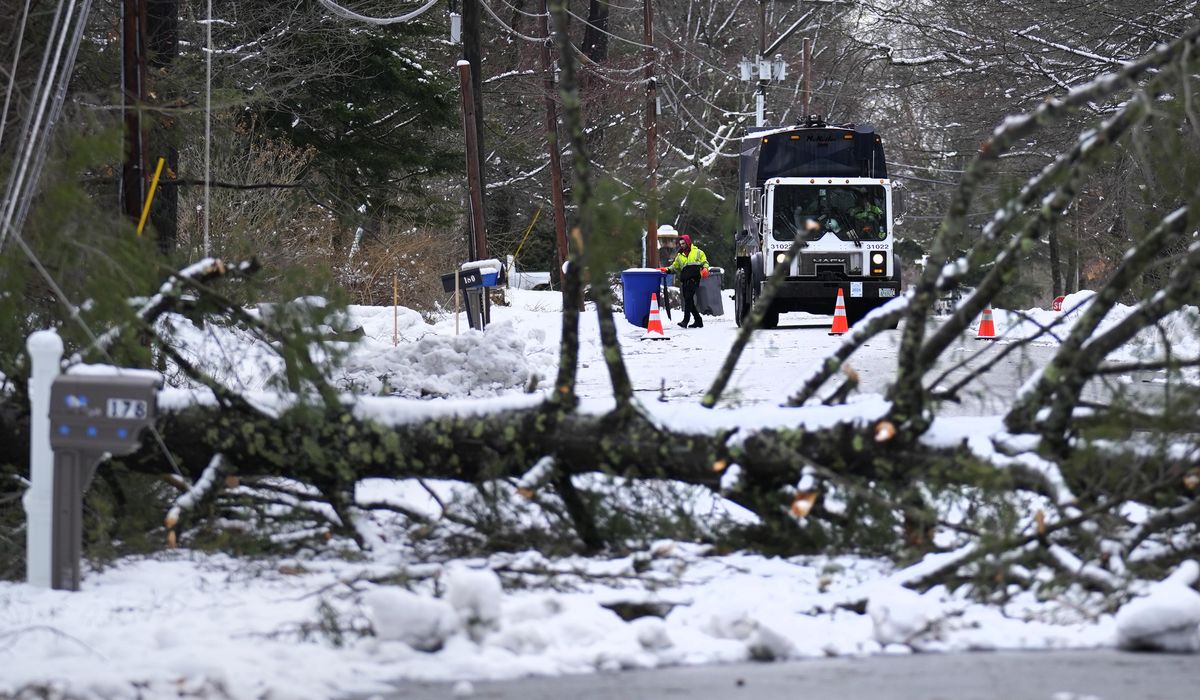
[136,157,166,237]
[512,207,542,261]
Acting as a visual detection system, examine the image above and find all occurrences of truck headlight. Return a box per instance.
[776,252,787,265]
[870,252,887,276]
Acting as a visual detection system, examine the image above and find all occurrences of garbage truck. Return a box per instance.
[732,115,901,328]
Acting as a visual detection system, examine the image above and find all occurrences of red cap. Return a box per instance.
[680,234,691,246]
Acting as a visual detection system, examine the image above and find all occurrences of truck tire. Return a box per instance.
[734,268,752,327]
[761,307,780,329]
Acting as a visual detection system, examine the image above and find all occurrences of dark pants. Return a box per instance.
[681,277,702,327]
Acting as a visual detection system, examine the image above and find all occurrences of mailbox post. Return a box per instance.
[441,259,502,331]
[46,373,159,590]
[25,331,62,589]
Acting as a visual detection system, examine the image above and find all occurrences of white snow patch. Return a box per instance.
[1115,561,1200,652]
[445,566,504,641]
[365,586,460,652]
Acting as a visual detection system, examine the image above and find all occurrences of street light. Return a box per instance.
[739,55,789,127]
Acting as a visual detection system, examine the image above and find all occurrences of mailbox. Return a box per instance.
[441,268,483,293]
[47,372,160,590]
[50,373,159,453]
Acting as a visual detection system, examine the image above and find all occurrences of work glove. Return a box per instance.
[658,267,668,273]
[700,268,710,279]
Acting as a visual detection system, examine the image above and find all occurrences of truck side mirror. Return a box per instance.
[746,187,763,220]
[892,188,905,221]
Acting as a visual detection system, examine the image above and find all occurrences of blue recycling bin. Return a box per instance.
[620,268,666,327]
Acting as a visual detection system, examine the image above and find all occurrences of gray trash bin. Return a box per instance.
[697,266,724,316]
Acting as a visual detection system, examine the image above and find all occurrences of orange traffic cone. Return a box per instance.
[976,305,997,340]
[829,288,849,335]
[643,293,668,340]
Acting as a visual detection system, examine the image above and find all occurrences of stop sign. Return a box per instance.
[1053,296,1065,312]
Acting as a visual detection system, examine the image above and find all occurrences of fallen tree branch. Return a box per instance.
[165,453,227,531]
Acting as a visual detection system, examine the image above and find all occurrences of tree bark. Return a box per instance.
[582,0,610,65]
[1048,225,1063,298]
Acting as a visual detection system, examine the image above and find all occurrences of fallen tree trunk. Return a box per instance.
[114,391,1158,529]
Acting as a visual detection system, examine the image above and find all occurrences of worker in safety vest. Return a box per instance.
[659,234,710,328]
[851,192,885,239]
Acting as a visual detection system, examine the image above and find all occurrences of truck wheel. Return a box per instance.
[734,268,752,327]
[761,308,780,329]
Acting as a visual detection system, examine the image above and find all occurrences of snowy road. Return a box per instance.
[383,650,1193,700]
[570,296,1157,417]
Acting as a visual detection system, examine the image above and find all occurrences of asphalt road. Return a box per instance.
[381,650,1197,700]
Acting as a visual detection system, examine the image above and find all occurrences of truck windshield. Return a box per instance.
[771,184,887,243]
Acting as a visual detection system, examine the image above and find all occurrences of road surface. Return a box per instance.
[380,650,1194,699]
[575,302,1159,416]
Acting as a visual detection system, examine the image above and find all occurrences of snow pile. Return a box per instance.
[157,299,555,399]
[988,291,1200,371]
[337,320,537,398]
[445,566,504,641]
[1115,560,1200,652]
[365,586,459,652]
[699,606,794,661]
[867,583,944,649]
[0,544,1121,699]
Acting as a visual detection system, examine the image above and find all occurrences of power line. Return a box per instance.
[494,0,546,19]
[566,8,654,49]
[316,0,440,25]
[480,0,546,43]
[889,172,959,186]
[0,0,35,156]
[1,0,77,252]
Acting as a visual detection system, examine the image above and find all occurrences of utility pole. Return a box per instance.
[458,60,491,326]
[147,0,178,253]
[538,0,569,282]
[740,1,790,127]
[462,0,487,260]
[121,0,148,223]
[756,0,766,127]
[741,1,826,125]
[644,0,658,266]
[457,61,486,263]
[802,37,812,118]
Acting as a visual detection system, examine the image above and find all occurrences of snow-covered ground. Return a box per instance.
[3,287,1199,699]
